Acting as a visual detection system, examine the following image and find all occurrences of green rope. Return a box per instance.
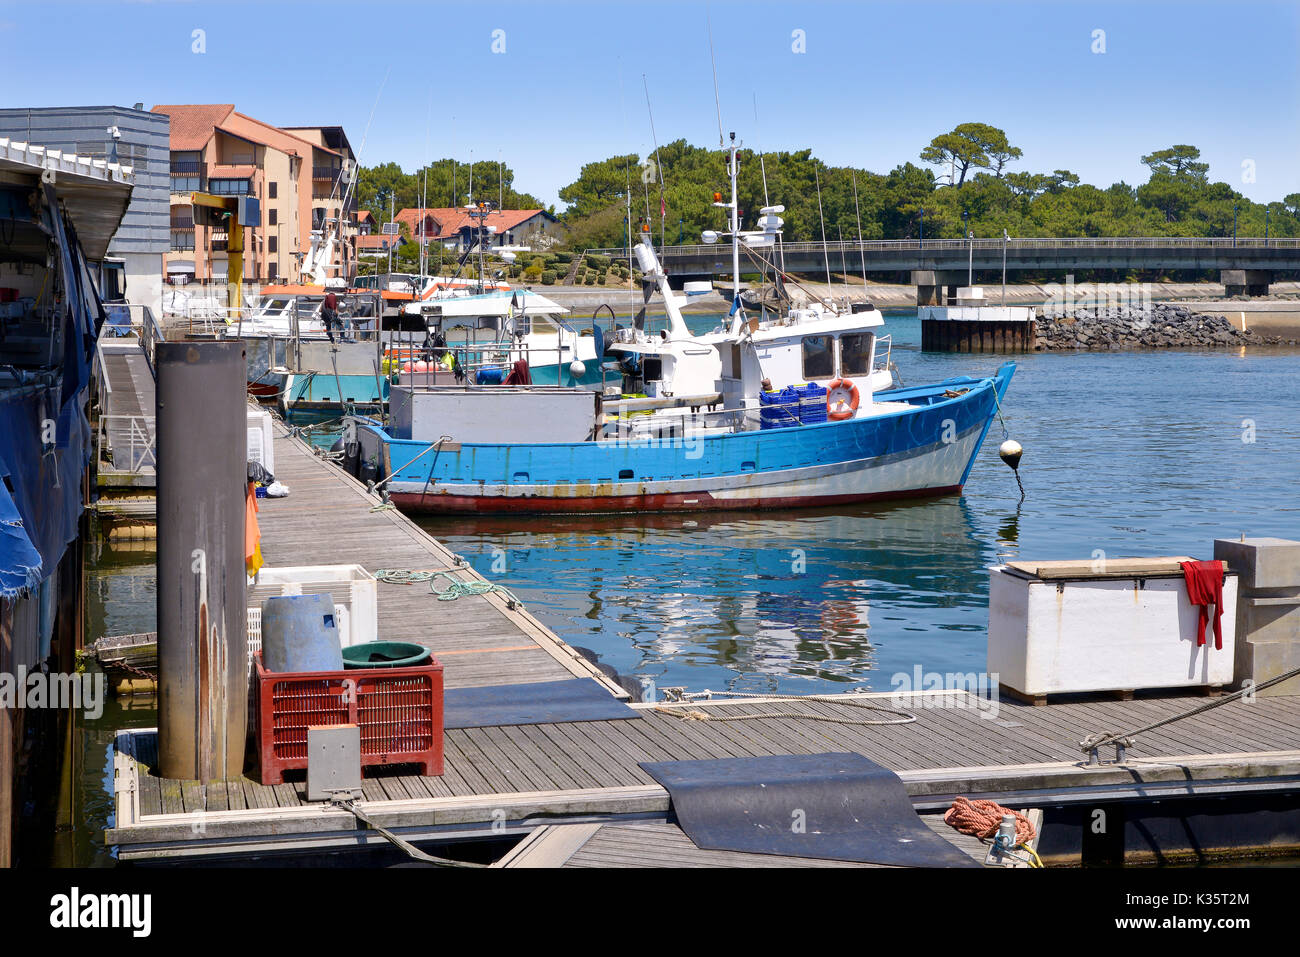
[375,567,523,609]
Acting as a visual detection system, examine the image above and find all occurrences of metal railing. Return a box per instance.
[97,413,156,473]
[93,330,159,475]
[586,236,1300,258]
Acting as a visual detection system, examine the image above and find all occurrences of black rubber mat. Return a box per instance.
[443,678,640,728]
[640,752,979,867]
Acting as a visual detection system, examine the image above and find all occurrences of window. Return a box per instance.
[209,178,251,196]
[170,176,201,193]
[269,209,277,226]
[840,333,875,376]
[801,335,835,380]
[269,181,278,199]
[267,263,277,281]
[269,236,278,253]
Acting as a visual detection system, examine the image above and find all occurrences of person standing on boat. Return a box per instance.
[322,291,340,342]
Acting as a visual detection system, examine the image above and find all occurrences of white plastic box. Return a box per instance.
[247,405,275,476]
[988,559,1237,697]
[246,564,378,661]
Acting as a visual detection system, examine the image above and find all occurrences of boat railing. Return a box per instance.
[874,334,892,376]
[600,395,771,442]
[386,334,610,390]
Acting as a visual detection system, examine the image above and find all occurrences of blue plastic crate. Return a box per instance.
[793,382,828,424]
[759,388,800,429]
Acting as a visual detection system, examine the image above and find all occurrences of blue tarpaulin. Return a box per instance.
[0,479,43,599]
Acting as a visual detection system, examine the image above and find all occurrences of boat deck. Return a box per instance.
[107,424,1300,863]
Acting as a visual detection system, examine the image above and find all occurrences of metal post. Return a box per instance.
[968,230,974,287]
[919,209,923,250]
[1233,204,1238,247]
[1002,229,1008,306]
[156,340,248,781]
[1265,210,1270,246]
[227,211,243,322]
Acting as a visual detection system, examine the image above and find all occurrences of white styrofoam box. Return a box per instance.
[247,405,275,475]
[988,567,1237,696]
[247,564,377,654]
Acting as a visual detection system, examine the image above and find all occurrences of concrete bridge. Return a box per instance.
[587,237,1300,303]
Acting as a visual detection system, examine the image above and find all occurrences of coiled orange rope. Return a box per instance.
[944,796,1036,845]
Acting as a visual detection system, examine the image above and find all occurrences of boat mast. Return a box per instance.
[728,132,742,336]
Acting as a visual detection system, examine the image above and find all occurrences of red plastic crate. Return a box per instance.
[254,652,443,786]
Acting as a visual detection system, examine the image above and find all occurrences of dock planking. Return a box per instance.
[108,422,1300,863]
[253,422,618,691]
[495,816,997,868]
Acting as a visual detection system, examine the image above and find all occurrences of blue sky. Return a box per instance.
[4,0,1298,208]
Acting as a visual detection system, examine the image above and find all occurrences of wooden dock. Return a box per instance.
[107,422,1300,864]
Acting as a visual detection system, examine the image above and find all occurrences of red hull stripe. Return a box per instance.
[388,484,963,515]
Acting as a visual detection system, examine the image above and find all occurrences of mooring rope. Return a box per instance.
[1079,664,1300,755]
[944,796,1035,843]
[943,797,1043,867]
[375,567,523,609]
[654,689,918,727]
[335,799,486,868]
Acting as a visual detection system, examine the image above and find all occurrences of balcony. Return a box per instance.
[170,160,202,175]
[208,179,252,196]
[170,228,195,251]
[312,165,341,182]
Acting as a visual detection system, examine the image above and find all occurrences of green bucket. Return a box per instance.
[341,641,432,669]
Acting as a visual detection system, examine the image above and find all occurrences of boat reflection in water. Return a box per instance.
[417,496,994,696]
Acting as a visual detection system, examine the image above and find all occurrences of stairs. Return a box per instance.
[562,252,585,286]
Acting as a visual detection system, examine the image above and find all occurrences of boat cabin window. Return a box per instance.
[262,298,292,316]
[801,335,835,380]
[840,333,875,376]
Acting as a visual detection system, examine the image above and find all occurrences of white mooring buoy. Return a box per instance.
[999,439,1025,501]
[569,360,586,379]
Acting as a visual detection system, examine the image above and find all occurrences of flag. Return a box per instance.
[660,197,666,218]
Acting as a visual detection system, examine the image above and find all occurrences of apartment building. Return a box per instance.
[153,105,356,286]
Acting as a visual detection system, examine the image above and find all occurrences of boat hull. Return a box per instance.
[362,364,1014,515]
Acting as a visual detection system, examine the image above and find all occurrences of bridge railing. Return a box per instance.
[586,237,1300,258]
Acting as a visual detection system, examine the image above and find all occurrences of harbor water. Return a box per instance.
[76,308,1300,863]
[416,310,1300,695]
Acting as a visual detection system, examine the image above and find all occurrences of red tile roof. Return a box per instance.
[209,164,257,179]
[149,104,340,159]
[223,111,340,159]
[356,234,395,249]
[151,104,235,151]
[393,207,549,239]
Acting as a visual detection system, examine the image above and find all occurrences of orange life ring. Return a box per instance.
[826,378,860,421]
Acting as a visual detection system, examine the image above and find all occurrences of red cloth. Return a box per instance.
[1180,560,1224,650]
[503,359,531,385]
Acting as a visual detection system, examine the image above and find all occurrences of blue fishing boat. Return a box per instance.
[352,367,1012,513]
[344,137,1016,515]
